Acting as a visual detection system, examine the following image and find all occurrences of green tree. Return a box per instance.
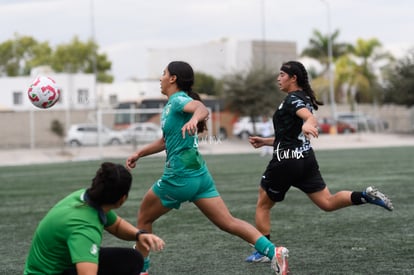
[24,41,53,73]
[334,55,370,108]
[301,29,352,105]
[222,67,283,134]
[347,38,394,103]
[301,29,351,74]
[50,119,65,153]
[194,72,217,96]
[383,50,414,106]
[0,34,113,83]
[0,39,16,76]
[0,34,52,76]
[51,36,113,83]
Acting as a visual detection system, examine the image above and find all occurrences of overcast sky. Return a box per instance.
[1,0,413,82]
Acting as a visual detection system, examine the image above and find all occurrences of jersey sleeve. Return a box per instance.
[105,210,117,227]
[67,226,102,264]
[286,93,307,113]
[171,94,192,113]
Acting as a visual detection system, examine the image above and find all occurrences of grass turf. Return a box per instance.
[1,146,413,274]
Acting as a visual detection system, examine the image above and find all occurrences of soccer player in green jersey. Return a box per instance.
[126,61,289,275]
[24,162,164,275]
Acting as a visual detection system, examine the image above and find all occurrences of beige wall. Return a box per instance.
[0,104,412,149]
[0,110,115,149]
[316,104,414,133]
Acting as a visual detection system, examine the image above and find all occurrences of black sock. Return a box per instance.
[351,191,366,205]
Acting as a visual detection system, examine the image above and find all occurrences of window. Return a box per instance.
[77,89,89,104]
[109,94,118,105]
[13,91,23,105]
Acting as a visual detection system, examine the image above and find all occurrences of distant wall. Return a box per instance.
[316,104,414,133]
[0,104,412,149]
[0,110,114,149]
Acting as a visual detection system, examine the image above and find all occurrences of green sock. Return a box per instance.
[254,236,275,259]
[142,256,150,272]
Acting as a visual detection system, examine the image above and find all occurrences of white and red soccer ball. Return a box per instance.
[28,76,61,109]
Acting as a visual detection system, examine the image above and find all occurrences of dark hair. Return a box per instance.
[280,61,323,110]
[86,162,132,205]
[167,61,207,133]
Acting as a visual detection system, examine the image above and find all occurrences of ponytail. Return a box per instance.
[281,61,323,110]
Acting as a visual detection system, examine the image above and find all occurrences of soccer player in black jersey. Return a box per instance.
[245,61,394,263]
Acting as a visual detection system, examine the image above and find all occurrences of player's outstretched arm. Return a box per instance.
[126,137,165,170]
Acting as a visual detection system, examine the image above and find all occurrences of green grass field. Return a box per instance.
[1,147,413,275]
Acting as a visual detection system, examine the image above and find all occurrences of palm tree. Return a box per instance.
[301,29,351,74]
[347,38,394,103]
[335,55,370,108]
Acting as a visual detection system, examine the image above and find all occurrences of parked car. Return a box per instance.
[317,117,356,134]
[121,122,163,144]
[232,116,273,139]
[65,124,126,146]
[336,112,388,132]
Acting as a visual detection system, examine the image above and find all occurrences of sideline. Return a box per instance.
[1,133,413,166]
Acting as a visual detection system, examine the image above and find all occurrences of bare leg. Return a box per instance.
[307,186,353,211]
[136,189,171,258]
[255,187,275,236]
[194,196,262,244]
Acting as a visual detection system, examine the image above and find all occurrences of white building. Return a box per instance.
[98,79,161,108]
[147,38,297,79]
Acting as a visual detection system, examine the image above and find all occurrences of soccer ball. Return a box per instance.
[27,76,61,109]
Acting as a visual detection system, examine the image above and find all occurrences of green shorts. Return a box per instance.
[152,172,220,209]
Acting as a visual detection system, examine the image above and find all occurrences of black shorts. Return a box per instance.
[61,247,143,275]
[260,149,326,202]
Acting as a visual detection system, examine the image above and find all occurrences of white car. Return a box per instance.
[232,116,273,139]
[121,122,163,144]
[65,124,126,146]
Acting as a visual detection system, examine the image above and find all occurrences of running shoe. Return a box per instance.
[245,250,270,263]
[271,246,289,275]
[363,186,394,211]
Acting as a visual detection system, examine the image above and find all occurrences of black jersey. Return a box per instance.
[272,90,314,154]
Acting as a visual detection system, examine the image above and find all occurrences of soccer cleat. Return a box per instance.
[271,246,289,275]
[363,186,394,211]
[245,250,270,263]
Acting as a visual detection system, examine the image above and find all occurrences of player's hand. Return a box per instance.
[126,153,139,170]
[138,234,165,252]
[249,136,265,149]
[302,122,319,139]
[181,119,198,138]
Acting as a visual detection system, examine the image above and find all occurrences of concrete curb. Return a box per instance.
[1,133,413,166]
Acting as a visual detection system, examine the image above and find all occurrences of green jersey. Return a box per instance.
[161,91,207,177]
[24,189,117,275]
